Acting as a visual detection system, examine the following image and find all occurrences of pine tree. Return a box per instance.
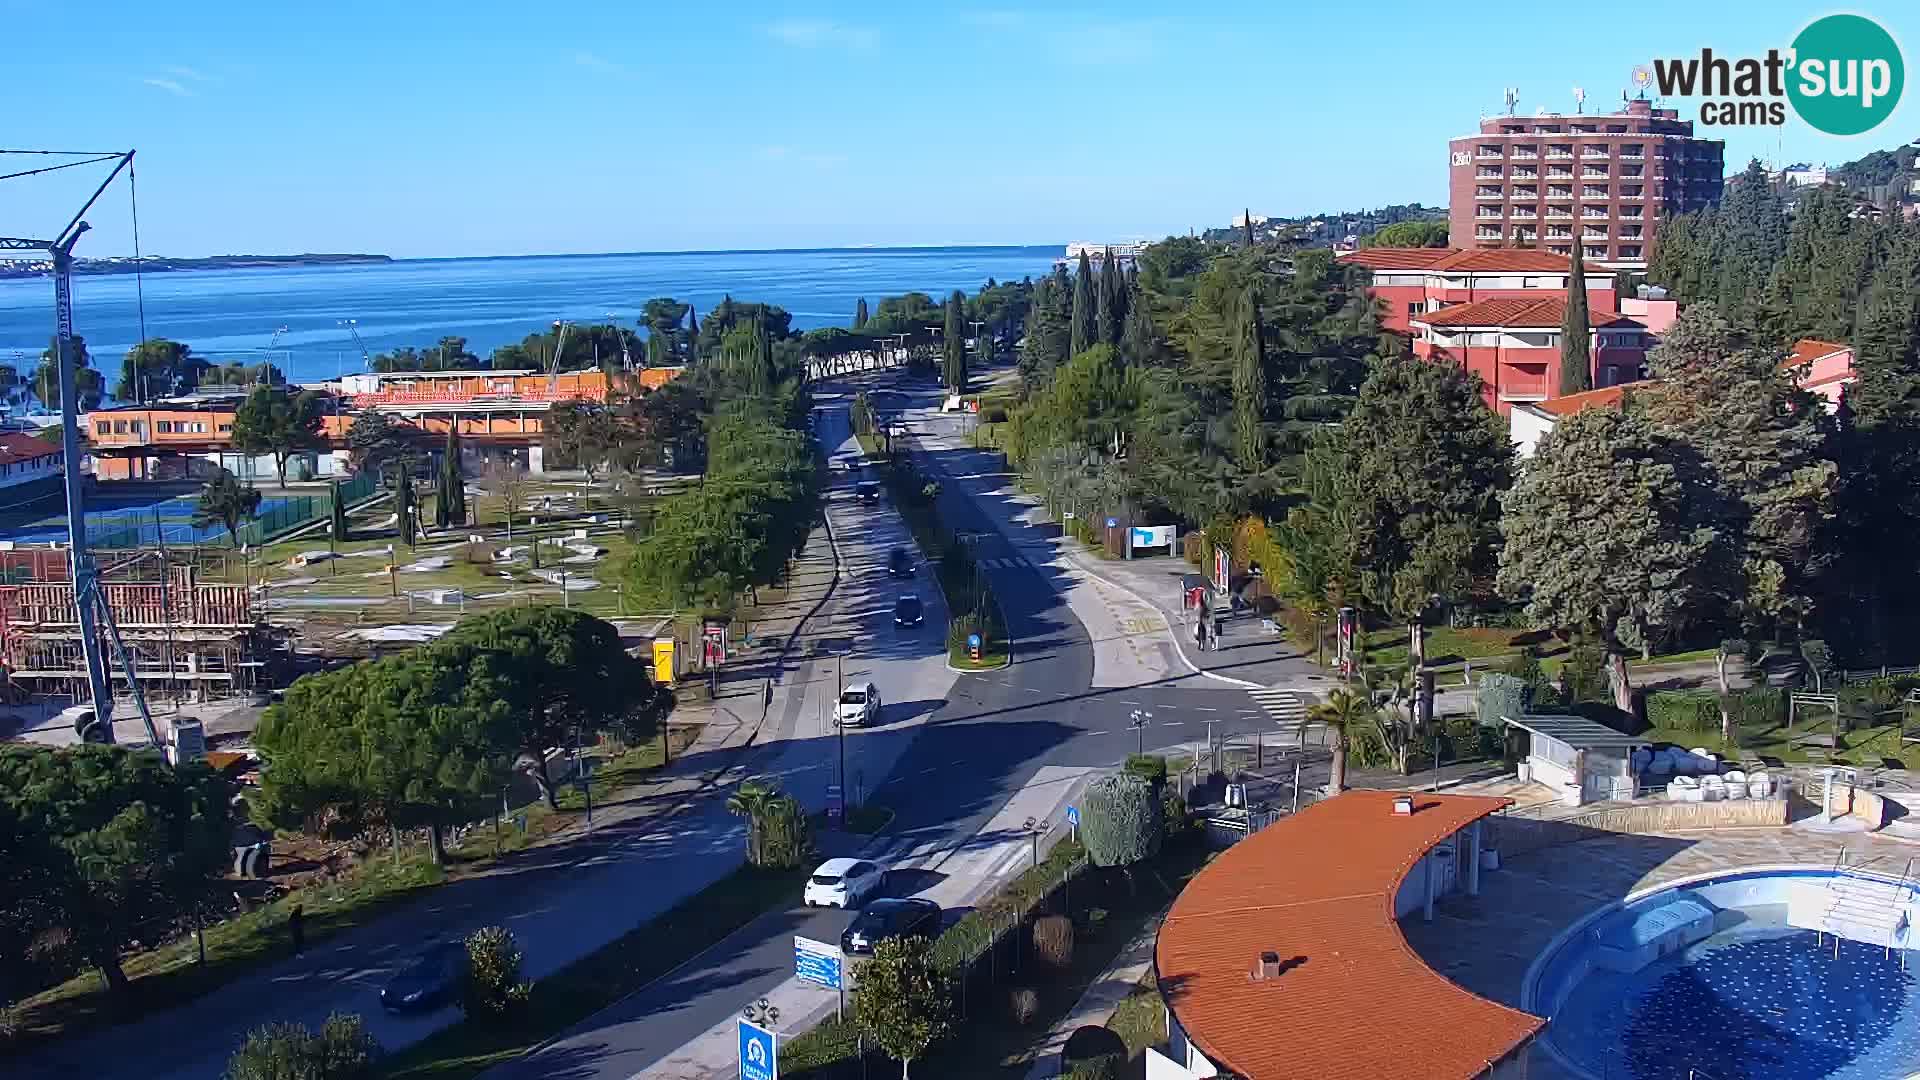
[1559,244,1593,395]
[1231,287,1268,472]
[394,462,417,548]
[853,298,869,329]
[1242,207,1256,249]
[684,307,700,364]
[1119,285,1154,367]
[942,290,965,390]
[440,424,466,528]
[1020,269,1073,384]
[1097,249,1122,346]
[1070,250,1096,357]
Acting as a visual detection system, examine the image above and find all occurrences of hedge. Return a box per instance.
[1647,691,1719,733]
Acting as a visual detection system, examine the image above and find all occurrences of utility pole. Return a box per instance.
[1129,708,1153,757]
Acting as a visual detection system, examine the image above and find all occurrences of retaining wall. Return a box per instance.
[1495,798,1789,858]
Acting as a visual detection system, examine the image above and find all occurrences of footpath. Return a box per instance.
[17,516,844,1080]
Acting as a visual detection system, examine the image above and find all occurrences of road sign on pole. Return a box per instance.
[794,936,844,991]
[1066,804,1080,842]
[738,1018,777,1080]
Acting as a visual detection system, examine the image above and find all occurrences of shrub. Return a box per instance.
[1080,773,1162,869]
[1725,686,1786,731]
[462,926,532,1021]
[1647,691,1719,733]
[982,406,1009,424]
[226,1013,377,1080]
[1563,645,1609,703]
[1062,1026,1128,1076]
[1161,788,1189,840]
[1123,754,1167,786]
[1033,914,1075,969]
[1007,985,1040,1025]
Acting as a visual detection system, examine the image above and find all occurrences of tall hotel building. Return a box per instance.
[1448,98,1724,269]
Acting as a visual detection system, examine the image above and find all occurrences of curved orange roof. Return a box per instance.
[1156,790,1542,1080]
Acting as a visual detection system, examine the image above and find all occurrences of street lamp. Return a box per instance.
[1022,816,1044,868]
[1129,708,1154,757]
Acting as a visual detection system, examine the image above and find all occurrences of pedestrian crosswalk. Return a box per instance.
[1249,687,1309,730]
[977,556,1035,570]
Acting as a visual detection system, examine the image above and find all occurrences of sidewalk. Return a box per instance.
[15,519,843,1080]
[1020,920,1160,1079]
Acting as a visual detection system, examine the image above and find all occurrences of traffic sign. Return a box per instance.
[1066,805,1080,826]
[738,1018,777,1080]
[825,784,844,825]
[1105,516,1118,528]
[794,936,844,990]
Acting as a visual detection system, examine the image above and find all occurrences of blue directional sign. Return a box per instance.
[1066,805,1080,827]
[738,1018,777,1080]
[794,935,844,991]
[967,633,982,650]
[1105,516,1118,528]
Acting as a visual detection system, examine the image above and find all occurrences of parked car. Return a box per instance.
[855,482,880,505]
[380,941,467,1012]
[893,595,923,628]
[841,897,942,955]
[804,858,886,909]
[887,547,913,578]
[838,681,881,726]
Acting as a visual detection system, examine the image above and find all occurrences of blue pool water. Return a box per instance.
[1533,870,1920,1080]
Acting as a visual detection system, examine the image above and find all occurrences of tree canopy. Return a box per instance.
[232,386,327,486]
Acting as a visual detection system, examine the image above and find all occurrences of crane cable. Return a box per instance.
[128,156,149,403]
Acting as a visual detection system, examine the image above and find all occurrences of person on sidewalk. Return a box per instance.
[1195,618,1208,652]
[1211,615,1224,650]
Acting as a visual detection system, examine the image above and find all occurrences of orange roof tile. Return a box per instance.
[1780,338,1850,371]
[636,366,685,390]
[1339,248,1588,274]
[1416,296,1641,330]
[1156,790,1541,1080]
[1531,380,1653,417]
[0,433,58,460]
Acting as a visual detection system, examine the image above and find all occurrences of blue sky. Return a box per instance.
[5,1,1915,258]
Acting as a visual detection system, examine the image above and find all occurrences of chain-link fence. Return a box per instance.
[79,471,377,550]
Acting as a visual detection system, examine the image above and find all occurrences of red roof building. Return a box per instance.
[1508,380,1654,457]
[1411,297,1652,415]
[1338,247,1617,335]
[1155,790,1541,1079]
[1780,339,1854,411]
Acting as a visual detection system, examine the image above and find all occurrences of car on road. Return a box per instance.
[841,897,941,955]
[855,481,880,505]
[837,681,880,726]
[887,547,913,577]
[804,858,886,909]
[380,941,467,1012]
[893,595,923,628]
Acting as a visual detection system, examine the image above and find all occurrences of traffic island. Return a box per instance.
[947,640,1010,672]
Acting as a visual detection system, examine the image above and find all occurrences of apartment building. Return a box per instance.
[1449,99,1724,268]
[1411,297,1654,415]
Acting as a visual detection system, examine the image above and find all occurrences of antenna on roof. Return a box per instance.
[1573,86,1586,113]
[1504,87,1519,115]
[1631,65,1654,101]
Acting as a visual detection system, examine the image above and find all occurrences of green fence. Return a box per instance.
[87,471,379,550]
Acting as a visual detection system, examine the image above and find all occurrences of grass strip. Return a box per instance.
[381,863,807,1079]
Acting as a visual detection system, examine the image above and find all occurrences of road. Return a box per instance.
[511,370,1313,1079]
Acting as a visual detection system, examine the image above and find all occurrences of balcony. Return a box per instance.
[1619,228,1643,240]
[1547,148,1574,160]
[1476,190,1504,200]
[1583,230,1609,241]
[1584,246,1608,259]
[1620,209,1645,220]
[1548,187,1573,199]
[1621,149,1645,160]
[1546,208,1574,220]
[1476,168,1503,179]
[1582,209,1609,220]
[1476,209,1503,219]
[1582,188,1609,200]
[1511,151,1539,161]
[1475,228,1501,240]
[1509,209,1538,220]
[1477,148,1504,159]
[1619,192,1644,201]
[1511,168,1538,179]
[1582,168,1609,179]
[1546,228,1573,240]
[1547,168,1573,180]
[1582,147,1610,159]
[1512,187,1538,199]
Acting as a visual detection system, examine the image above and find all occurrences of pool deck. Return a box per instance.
[1401,824,1915,1078]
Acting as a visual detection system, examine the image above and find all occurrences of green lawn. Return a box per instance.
[1644,712,1920,770]
[948,640,1011,670]
[1105,977,1169,1080]
[381,864,807,1080]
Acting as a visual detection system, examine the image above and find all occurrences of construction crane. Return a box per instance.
[338,317,372,365]
[0,149,159,748]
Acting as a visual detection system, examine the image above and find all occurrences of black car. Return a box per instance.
[841,897,942,955]
[855,482,881,505]
[380,941,467,1012]
[893,595,923,628]
[886,547,913,578]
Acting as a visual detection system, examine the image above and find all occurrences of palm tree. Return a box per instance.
[1302,688,1374,796]
[191,468,262,548]
[726,779,777,865]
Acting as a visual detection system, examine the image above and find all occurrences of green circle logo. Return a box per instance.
[1788,14,1904,135]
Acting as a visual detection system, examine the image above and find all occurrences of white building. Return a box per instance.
[0,432,64,511]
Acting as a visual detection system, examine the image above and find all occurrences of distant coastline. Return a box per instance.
[0,253,392,281]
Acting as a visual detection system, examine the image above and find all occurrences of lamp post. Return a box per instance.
[1129,708,1153,757]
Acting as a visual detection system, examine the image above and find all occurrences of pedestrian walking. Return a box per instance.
[1211,616,1224,650]
[289,903,306,955]
[1195,618,1208,652]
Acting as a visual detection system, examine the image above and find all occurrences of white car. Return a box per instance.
[804,858,885,909]
[838,681,880,727]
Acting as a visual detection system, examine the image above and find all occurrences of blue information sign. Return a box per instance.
[794,936,844,991]
[738,1018,777,1080]
[1106,516,1118,528]
[967,633,982,649]
[1066,805,1080,826]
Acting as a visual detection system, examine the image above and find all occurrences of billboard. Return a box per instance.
[1129,525,1176,552]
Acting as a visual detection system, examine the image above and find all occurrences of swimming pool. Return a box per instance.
[1526,867,1920,1080]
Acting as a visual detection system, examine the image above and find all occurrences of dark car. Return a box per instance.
[887,547,913,578]
[893,595,923,628]
[380,941,467,1012]
[855,482,881,505]
[841,897,942,955]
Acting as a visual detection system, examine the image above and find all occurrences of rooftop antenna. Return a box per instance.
[1573,86,1586,114]
[1631,65,1654,101]
[0,149,158,748]
[1504,87,1519,115]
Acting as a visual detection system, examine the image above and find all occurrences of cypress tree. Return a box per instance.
[1070,250,1096,357]
[1559,244,1593,395]
[1243,207,1256,249]
[1120,285,1154,367]
[942,290,965,389]
[329,476,349,542]
[685,307,700,364]
[394,462,416,548]
[441,424,466,527]
[854,298,869,329]
[752,313,776,395]
[1231,287,1268,472]
[1096,249,1118,346]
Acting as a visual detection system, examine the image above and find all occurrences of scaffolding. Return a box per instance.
[0,555,265,704]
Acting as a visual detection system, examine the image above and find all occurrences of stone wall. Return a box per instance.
[1492,798,1789,858]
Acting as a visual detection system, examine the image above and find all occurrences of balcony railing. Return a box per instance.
[1619,193,1644,201]
[1509,210,1538,220]
[1511,169,1538,179]
[1511,151,1539,161]
[1546,209,1573,220]
[1477,210,1503,219]
[1583,189,1609,199]
[1476,168,1503,179]
[1621,152,1645,160]
[1546,150,1573,160]
[1477,150,1504,159]
[1477,192,1503,200]
[1582,148,1610,158]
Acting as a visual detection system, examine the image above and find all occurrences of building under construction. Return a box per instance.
[0,548,268,704]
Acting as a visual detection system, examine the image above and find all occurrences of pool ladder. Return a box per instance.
[1817,847,1914,965]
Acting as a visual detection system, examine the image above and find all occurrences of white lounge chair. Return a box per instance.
[1667,776,1699,801]
[1748,772,1774,798]
[1722,770,1748,799]
[1699,776,1728,802]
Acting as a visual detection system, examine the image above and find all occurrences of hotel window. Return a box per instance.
[113,420,128,434]
[219,423,233,433]
[156,420,172,433]
[95,421,110,435]
[1466,332,1499,346]
[1406,302,1421,319]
